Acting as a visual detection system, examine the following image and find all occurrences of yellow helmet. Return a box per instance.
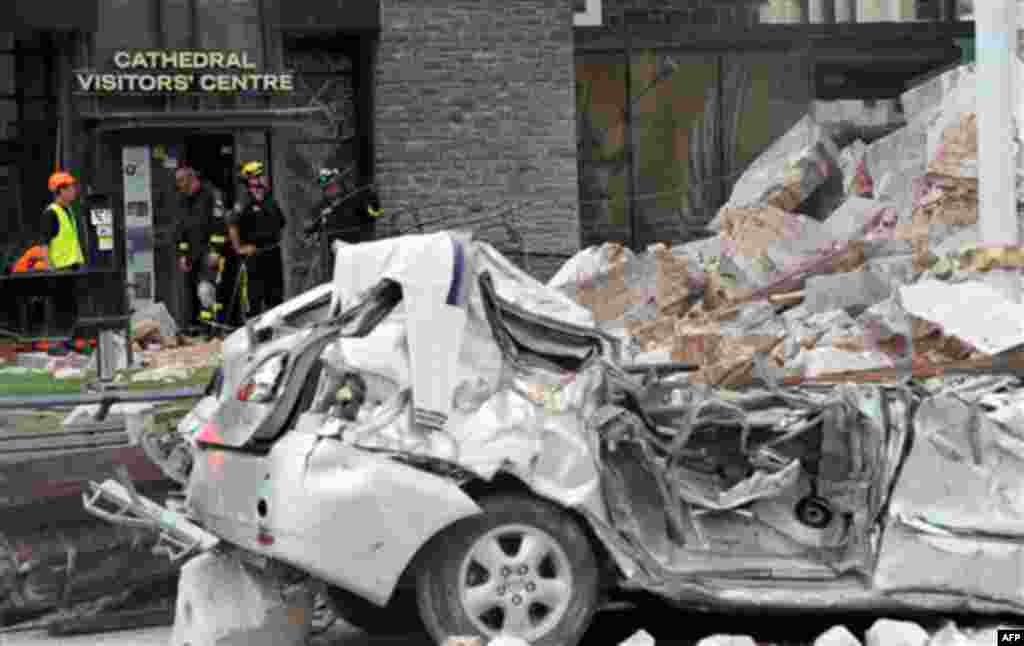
[239,161,265,179]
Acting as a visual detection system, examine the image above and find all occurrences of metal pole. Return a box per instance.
[623,13,638,252]
[977,0,1020,301]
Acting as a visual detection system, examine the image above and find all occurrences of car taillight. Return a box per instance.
[237,354,288,403]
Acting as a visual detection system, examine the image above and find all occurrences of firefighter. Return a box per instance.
[174,165,228,332]
[38,171,86,328]
[304,166,383,278]
[228,161,286,318]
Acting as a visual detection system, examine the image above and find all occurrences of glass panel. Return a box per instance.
[854,0,918,21]
[757,0,804,23]
[629,50,719,247]
[729,51,814,185]
[0,55,13,96]
[576,52,628,248]
[19,56,51,97]
[0,99,16,140]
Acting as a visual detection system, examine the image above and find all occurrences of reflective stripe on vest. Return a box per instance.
[48,203,85,269]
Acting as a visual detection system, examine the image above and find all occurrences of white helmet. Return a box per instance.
[198,281,217,309]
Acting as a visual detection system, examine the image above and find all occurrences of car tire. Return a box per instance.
[415,493,600,646]
[324,583,422,636]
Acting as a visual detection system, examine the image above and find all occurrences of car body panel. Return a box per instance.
[186,428,482,606]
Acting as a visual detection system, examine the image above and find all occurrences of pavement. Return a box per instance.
[0,608,1014,646]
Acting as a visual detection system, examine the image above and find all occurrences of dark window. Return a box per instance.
[19,55,51,98]
[0,99,16,141]
[0,54,13,95]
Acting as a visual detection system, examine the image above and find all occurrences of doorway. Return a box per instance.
[183,134,237,211]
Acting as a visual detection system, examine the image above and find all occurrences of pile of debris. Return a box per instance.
[552,62,1023,387]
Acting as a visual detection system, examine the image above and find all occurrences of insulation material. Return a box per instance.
[928,112,978,179]
[715,206,829,259]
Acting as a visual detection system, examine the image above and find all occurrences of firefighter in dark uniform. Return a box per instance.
[228,161,286,318]
[174,166,227,331]
[304,166,383,278]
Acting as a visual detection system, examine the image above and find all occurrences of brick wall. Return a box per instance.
[375,0,580,280]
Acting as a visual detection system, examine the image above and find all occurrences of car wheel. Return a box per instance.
[325,584,422,636]
[415,493,600,646]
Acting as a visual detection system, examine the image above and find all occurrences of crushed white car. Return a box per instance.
[85,231,1024,646]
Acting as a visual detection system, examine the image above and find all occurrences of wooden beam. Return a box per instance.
[575,20,974,52]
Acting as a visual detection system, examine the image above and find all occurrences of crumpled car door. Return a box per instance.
[874,393,1024,608]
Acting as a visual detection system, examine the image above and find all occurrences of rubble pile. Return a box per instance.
[678,618,1008,646]
[552,62,1020,388]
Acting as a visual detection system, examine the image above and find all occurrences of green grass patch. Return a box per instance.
[0,365,217,397]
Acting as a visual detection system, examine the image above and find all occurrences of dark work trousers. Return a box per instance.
[184,267,202,331]
[244,251,285,318]
[52,275,79,334]
[217,253,243,329]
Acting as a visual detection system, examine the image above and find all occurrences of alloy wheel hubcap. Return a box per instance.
[457,524,573,641]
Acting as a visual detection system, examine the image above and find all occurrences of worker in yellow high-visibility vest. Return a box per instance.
[39,171,87,329]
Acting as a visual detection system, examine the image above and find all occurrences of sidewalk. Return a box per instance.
[0,627,172,646]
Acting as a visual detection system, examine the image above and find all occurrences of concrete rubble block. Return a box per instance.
[813,99,903,131]
[901,279,1024,355]
[865,619,930,646]
[865,123,929,228]
[864,254,917,289]
[547,242,635,292]
[823,197,888,242]
[488,636,532,646]
[788,346,893,378]
[804,267,892,315]
[443,638,483,646]
[713,115,837,217]
[900,64,974,124]
[814,625,864,646]
[131,301,179,339]
[618,629,656,646]
[170,551,314,646]
[926,622,983,646]
[695,636,757,646]
[716,206,831,262]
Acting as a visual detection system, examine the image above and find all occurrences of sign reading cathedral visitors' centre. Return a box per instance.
[74,50,295,94]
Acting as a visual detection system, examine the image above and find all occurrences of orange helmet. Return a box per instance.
[48,171,76,192]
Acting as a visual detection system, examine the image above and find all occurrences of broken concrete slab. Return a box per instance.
[169,551,314,646]
[804,267,892,315]
[814,625,863,646]
[865,619,929,646]
[715,115,837,215]
[900,279,1024,355]
[813,99,903,131]
[789,346,893,378]
[694,636,757,646]
[823,197,888,242]
[131,302,179,340]
[618,629,656,646]
[900,64,974,124]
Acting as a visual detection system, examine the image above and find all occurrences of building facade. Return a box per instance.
[2,0,971,327]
